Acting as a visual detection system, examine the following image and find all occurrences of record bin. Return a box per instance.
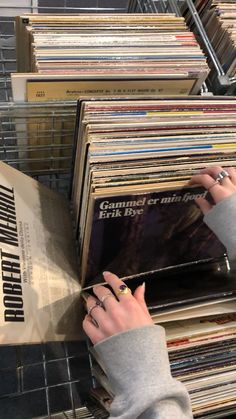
[133,0,236,95]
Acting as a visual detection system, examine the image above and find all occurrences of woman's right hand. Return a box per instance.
[189,166,236,215]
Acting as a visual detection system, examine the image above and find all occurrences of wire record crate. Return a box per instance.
[0,0,234,418]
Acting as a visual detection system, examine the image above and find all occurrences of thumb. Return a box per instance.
[133,282,149,315]
[195,197,212,216]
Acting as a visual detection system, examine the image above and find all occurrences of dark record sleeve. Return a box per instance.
[83,185,226,288]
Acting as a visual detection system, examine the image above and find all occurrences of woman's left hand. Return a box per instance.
[83,271,153,345]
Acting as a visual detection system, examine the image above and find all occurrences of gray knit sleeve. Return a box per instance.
[94,325,192,419]
[204,193,236,261]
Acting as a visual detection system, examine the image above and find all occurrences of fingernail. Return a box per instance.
[103,271,111,276]
[142,282,146,293]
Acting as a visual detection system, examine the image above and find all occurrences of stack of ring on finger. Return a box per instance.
[208,169,231,191]
[116,284,131,296]
[215,170,231,184]
[88,300,102,317]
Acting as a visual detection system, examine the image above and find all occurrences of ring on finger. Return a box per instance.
[100,293,114,304]
[215,170,230,184]
[88,301,103,317]
[116,284,131,296]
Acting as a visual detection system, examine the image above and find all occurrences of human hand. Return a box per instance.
[189,166,236,215]
[82,271,153,345]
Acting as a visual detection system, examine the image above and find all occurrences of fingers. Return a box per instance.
[191,166,236,189]
[87,296,107,324]
[133,283,150,315]
[102,271,133,302]
[190,173,223,202]
[83,315,105,345]
[93,284,117,310]
[85,295,115,343]
[190,167,236,211]
[200,166,232,187]
[93,275,150,317]
[225,167,236,184]
[195,197,212,216]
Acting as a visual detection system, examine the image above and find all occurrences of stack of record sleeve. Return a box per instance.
[13,13,209,100]
[184,0,236,79]
[74,96,236,417]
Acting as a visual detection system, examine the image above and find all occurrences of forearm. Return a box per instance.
[139,398,192,419]
[94,325,192,419]
[204,193,236,261]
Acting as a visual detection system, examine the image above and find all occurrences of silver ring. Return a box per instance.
[215,170,230,184]
[100,293,114,304]
[88,301,102,317]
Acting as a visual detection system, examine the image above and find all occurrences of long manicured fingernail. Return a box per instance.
[103,271,112,277]
[141,282,146,293]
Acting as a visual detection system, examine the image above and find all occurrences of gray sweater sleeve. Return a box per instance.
[94,325,192,419]
[204,193,236,261]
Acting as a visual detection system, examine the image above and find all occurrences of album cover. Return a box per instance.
[80,185,226,288]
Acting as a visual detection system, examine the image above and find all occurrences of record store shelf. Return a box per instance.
[134,0,236,95]
[1,0,236,99]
